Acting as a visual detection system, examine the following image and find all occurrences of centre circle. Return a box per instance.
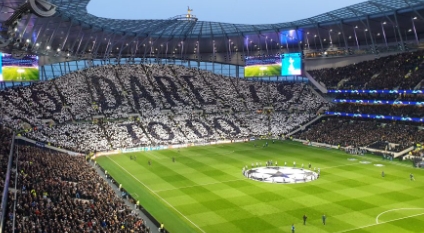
[243,166,319,184]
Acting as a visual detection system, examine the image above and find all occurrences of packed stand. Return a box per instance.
[331,103,424,118]
[296,118,424,150]
[26,124,110,153]
[333,93,404,101]
[0,127,12,194]
[398,93,424,101]
[309,50,424,89]
[270,112,316,136]
[103,121,151,149]
[3,146,150,233]
[0,64,326,152]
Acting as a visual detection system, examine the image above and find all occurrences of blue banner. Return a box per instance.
[326,111,424,122]
[333,99,424,106]
[328,90,423,94]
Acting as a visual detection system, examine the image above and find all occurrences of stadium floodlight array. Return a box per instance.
[333,99,424,106]
[325,111,424,122]
[328,90,424,94]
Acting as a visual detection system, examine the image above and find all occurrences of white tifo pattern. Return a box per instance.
[0,64,326,152]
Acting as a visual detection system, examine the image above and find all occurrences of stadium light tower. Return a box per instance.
[353,26,359,50]
[381,22,388,48]
[411,17,419,45]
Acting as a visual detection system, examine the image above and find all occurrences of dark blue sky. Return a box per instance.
[87,0,366,24]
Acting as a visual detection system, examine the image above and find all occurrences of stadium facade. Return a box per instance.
[1,0,424,86]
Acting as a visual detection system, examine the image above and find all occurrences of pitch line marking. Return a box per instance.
[154,178,246,193]
[376,208,424,224]
[289,142,417,169]
[336,211,424,233]
[106,156,206,233]
[154,163,358,193]
[321,163,358,170]
[155,163,359,193]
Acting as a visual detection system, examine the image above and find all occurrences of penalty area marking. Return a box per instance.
[336,208,424,233]
[106,156,206,233]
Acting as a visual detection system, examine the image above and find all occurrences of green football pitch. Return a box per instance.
[244,65,281,77]
[96,140,424,233]
[2,66,39,81]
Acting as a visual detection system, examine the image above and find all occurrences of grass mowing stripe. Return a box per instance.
[134,149,239,191]
[321,163,359,170]
[106,156,206,233]
[154,178,247,193]
[97,157,199,233]
[96,140,424,233]
[376,208,424,223]
[286,141,416,169]
[335,212,424,233]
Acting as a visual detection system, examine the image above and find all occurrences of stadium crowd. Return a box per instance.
[309,50,424,89]
[3,145,150,233]
[0,65,326,152]
[0,127,12,194]
[331,103,424,118]
[0,51,424,233]
[308,50,424,151]
[333,93,404,101]
[296,118,424,150]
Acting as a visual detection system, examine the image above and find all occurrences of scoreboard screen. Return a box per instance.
[244,55,281,77]
[281,53,302,76]
[244,53,303,77]
[0,53,39,82]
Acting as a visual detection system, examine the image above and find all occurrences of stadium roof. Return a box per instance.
[1,0,424,65]
[48,0,424,37]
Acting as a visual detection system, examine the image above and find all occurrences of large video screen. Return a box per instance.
[244,55,281,77]
[0,53,39,82]
[281,53,302,76]
[280,29,303,45]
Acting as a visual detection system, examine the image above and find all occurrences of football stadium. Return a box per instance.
[1,0,424,232]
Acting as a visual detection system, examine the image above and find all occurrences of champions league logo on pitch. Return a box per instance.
[244,167,318,184]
